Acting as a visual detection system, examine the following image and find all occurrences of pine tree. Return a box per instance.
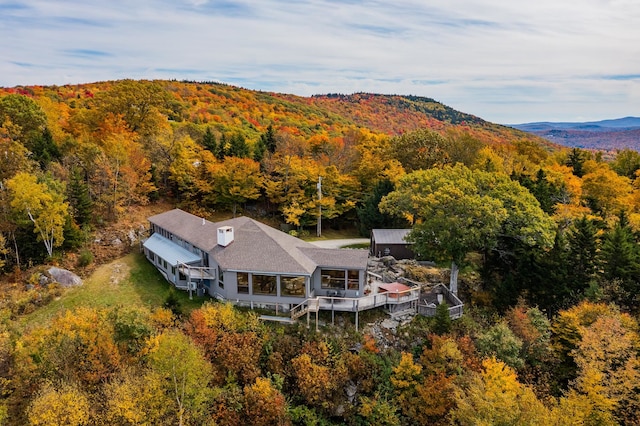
[356,179,404,236]
[566,216,600,299]
[229,133,250,158]
[566,148,587,178]
[261,125,277,154]
[201,127,217,153]
[68,167,93,227]
[600,212,640,308]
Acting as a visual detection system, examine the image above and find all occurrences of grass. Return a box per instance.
[303,227,363,241]
[20,252,208,330]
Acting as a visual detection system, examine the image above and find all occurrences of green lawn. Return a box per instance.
[20,252,208,329]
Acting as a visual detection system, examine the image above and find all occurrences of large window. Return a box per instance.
[281,276,306,297]
[237,272,249,294]
[252,274,277,295]
[321,269,346,289]
[347,270,360,290]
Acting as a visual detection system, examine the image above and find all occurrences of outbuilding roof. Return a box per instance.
[371,229,412,245]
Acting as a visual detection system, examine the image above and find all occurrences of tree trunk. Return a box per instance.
[449,261,459,295]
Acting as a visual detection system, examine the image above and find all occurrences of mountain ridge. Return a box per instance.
[511,117,640,151]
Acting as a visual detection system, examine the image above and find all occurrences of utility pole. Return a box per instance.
[317,176,322,237]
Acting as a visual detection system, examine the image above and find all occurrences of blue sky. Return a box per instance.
[1,0,639,124]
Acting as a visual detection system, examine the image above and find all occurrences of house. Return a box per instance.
[143,209,370,311]
[370,229,415,259]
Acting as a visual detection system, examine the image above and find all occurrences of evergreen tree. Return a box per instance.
[566,216,600,299]
[216,133,228,160]
[535,230,570,315]
[261,125,277,154]
[566,148,587,178]
[68,167,93,227]
[229,133,250,158]
[201,127,217,153]
[356,179,406,236]
[433,302,451,335]
[253,137,267,163]
[31,128,61,169]
[600,212,640,309]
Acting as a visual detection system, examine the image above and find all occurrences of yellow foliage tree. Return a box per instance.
[451,357,550,426]
[103,368,172,425]
[27,382,90,426]
[7,171,68,257]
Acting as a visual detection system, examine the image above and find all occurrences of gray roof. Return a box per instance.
[143,233,201,266]
[149,209,368,275]
[299,247,369,269]
[148,209,218,251]
[371,229,413,245]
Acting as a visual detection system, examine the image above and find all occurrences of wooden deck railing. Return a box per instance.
[416,283,464,319]
[290,286,421,320]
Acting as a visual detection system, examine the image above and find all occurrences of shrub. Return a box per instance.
[77,249,94,267]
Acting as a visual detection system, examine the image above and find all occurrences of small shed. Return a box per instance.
[370,229,414,259]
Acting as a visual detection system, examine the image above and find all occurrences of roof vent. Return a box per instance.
[217,226,234,247]
[202,217,205,226]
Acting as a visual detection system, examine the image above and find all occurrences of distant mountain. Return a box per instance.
[511,117,640,151]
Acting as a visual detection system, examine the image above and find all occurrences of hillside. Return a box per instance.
[512,117,640,151]
[1,80,555,150]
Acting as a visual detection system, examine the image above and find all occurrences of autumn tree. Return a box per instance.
[0,94,47,149]
[92,79,171,137]
[185,303,264,386]
[210,156,263,216]
[27,382,91,426]
[380,164,555,293]
[611,148,640,179]
[581,164,632,216]
[243,377,289,426]
[7,172,69,257]
[571,314,640,425]
[146,330,214,426]
[389,128,449,172]
[451,358,550,425]
[476,322,524,370]
[103,368,172,425]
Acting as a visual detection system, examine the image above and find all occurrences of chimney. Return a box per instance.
[217,226,234,247]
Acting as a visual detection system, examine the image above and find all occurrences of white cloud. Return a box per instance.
[1,0,638,123]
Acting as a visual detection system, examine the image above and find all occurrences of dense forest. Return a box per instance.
[1,80,640,425]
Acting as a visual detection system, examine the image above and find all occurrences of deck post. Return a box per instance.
[316,307,319,332]
[355,310,359,332]
[331,299,335,326]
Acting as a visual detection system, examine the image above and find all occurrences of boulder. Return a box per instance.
[47,266,83,287]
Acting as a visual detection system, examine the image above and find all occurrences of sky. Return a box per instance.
[1,0,639,124]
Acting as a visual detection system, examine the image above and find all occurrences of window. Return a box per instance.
[321,269,346,289]
[237,272,249,294]
[163,260,168,269]
[252,274,277,295]
[171,266,176,276]
[281,276,306,297]
[218,266,224,288]
[347,270,360,290]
